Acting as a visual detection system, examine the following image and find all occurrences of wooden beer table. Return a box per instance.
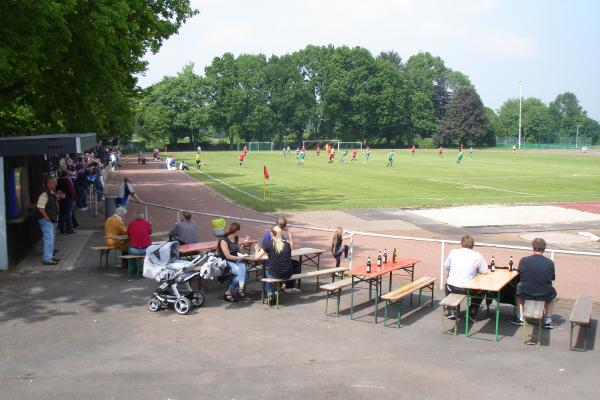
[347,258,420,324]
[463,269,519,341]
[107,230,170,241]
[179,239,256,256]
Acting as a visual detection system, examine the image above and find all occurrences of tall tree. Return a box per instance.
[548,92,585,137]
[0,1,197,136]
[435,86,487,146]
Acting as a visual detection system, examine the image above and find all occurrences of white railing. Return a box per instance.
[135,200,600,289]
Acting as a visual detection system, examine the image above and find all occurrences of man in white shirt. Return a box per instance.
[444,235,489,319]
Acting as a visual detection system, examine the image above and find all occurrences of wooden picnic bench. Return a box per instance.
[119,254,146,279]
[261,267,348,308]
[320,278,353,316]
[569,294,593,351]
[439,293,466,335]
[90,246,114,270]
[522,300,545,346]
[381,276,436,328]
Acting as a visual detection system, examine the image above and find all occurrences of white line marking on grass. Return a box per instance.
[427,178,536,196]
[190,167,265,203]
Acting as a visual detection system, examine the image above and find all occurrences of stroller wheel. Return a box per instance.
[190,291,205,307]
[147,297,162,312]
[174,297,192,315]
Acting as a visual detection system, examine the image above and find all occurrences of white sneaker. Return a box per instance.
[284,288,301,294]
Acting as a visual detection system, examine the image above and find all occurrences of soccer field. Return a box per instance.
[174,149,600,212]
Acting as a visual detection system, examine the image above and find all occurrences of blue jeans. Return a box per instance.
[128,247,148,256]
[227,261,246,292]
[38,219,55,262]
[76,184,88,208]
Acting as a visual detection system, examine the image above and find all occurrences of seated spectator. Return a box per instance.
[443,234,489,320]
[127,212,152,256]
[169,211,199,245]
[216,223,249,302]
[137,151,146,164]
[254,225,301,304]
[117,176,141,208]
[262,217,300,292]
[179,161,189,170]
[511,238,557,329]
[105,207,129,267]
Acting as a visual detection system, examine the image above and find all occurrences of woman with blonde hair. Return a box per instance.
[254,225,301,304]
[331,227,353,268]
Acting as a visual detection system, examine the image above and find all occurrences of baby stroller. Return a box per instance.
[143,241,208,315]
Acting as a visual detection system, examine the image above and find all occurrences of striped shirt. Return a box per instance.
[169,220,198,244]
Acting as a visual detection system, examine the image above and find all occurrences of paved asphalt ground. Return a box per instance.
[1,161,599,399]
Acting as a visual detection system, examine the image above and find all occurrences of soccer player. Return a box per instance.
[410,145,416,156]
[239,152,245,166]
[468,147,474,158]
[328,150,335,164]
[438,145,444,158]
[243,145,248,154]
[386,150,395,167]
[295,147,300,160]
[456,150,463,165]
[195,152,202,169]
[297,150,305,167]
[316,145,321,156]
[282,146,287,158]
[351,149,358,162]
[325,143,331,154]
[512,145,516,153]
[364,146,371,162]
[339,150,348,164]
[286,145,291,156]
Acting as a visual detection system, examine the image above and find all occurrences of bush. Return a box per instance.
[414,137,436,149]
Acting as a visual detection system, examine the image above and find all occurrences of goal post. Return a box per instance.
[302,139,340,150]
[337,142,362,151]
[236,142,274,151]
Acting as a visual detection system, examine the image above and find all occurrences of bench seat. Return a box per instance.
[90,246,114,270]
[261,267,348,308]
[119,255,145,279]
[569,294,593,351]
[522,300,545,346]
[382,277,436,328]
[320,278,354,317]
[439,293,466,335]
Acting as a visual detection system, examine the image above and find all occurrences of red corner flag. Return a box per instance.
[263,165,270,180]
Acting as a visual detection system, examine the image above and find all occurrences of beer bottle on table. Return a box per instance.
[377,251,382,267]
[509,256,514,271]
[392,247,397,263]
[383,249,388,263]
[490,256,496,272]
[366,257,372,273]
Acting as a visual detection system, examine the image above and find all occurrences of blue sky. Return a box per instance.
[137,0,600,121]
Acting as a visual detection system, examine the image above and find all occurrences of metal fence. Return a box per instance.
[135,199,600,291]
[496,136,593,150]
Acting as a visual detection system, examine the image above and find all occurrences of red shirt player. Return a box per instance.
[410,145,416,156]
[326,143,331,154]
[239,152,245,166]
[438,145,444,158]
[316,145,321,156]
[328,150,335,164]
[243,145,248,154]
[351,149,358,162]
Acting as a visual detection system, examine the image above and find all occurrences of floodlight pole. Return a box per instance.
[518,81,523,149]
[576,124,581,148]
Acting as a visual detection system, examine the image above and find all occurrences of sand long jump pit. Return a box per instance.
[408,205,600,245]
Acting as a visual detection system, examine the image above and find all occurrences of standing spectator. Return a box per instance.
[511,238,557,329]
[105,207,129,267]
[127,212,152,256]
[443,235,489,319]
[57,171,77,234]
[117,176,142,208]
[169,211,199,245]
[109,151,118,170]
[37,177,62,265]
[58,154,68,171]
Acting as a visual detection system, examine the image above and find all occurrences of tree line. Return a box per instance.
[137,46,599,148]
[1,3,597,147]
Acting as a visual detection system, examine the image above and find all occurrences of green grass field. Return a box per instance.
[172,149,600,212]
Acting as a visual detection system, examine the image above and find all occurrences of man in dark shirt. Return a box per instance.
[511,238,557,329]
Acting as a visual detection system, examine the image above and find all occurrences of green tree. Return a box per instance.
[435,86,487,146]
[0,0,197,136]
[548,92,585,137]
[496,98,557,144]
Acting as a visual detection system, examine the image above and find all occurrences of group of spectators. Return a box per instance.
[36,141,115,265]
[103,207,198,268]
